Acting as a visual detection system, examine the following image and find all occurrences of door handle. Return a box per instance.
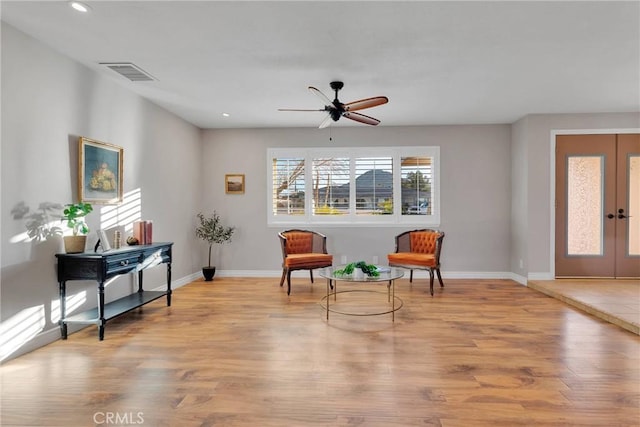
[617,208,630,219]
[607,213,615,219]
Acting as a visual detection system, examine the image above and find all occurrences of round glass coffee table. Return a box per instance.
[317,266,405,321]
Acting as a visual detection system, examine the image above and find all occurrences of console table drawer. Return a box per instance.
[141,246,171,264]
[106,253,141,275]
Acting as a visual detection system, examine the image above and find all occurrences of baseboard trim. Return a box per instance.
[509,273,528,285]
[528,272,554,281]
[151,272,199,291]
[214,269,520,280]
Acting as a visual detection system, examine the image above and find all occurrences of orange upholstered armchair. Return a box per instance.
[387,229,445,296]
[278,229,333,295]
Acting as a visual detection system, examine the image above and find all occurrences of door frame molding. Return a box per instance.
[549,128,640,278]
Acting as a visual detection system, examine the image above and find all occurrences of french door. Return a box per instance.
[555,134,640,278]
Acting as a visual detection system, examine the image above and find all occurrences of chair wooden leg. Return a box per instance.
[436,268,444,288]
[409,269,414,283]
[310,270,314,283]
[279,269,287,287]
[428,269,435,296]
[287,270,293,295]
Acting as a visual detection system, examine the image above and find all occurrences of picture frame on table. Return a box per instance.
[78,137,123,204]
[95,229,111,252]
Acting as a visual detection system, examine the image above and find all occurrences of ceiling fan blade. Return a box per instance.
[278,108,325,112]
[343,111,381,126]
[308,86,333,106]
[344,96,389,112]
[318,113,333,129]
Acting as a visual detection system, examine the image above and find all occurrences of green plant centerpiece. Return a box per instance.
[62,202,93,235]
[334,261,380,277]
[61,202,93,253]
[195,212,235,281]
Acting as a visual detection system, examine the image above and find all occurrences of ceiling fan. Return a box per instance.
[279,81,388,128]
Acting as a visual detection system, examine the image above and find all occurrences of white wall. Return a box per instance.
[1,23,203,360]
[200,125,513,276]
[205,115,640,282]
[510,117,529,281]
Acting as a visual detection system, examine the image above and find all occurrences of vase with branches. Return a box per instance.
[195,212,235,281]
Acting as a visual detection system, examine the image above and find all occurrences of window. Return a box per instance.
[312,156,350,216]
[272,156,305,216]
[401,156,432,215]
[268,146,440,226]
[355,157,393,215]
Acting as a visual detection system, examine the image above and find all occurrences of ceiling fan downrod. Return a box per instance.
[330,80,344,97]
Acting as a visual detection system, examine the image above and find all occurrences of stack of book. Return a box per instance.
[133,220,153,244]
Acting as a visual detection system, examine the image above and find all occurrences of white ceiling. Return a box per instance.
[2,1,639,129]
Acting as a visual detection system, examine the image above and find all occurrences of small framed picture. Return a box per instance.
[225,174,245,194]
[78,137,123,204]
[96,229,111,252]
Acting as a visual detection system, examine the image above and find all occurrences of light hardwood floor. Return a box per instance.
[1,277,639,426]
[528,279,640,335]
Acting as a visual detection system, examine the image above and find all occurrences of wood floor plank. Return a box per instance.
[1,278,639,426]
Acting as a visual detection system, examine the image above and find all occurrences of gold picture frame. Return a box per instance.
[78,137,124,204]
[225,174,245,194]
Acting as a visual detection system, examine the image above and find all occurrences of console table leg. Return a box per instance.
[98,281,105,341]
[166,263,172,306]
[59,281,68,339]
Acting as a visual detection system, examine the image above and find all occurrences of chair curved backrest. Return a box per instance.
[278,229,333,295]
[389,229,445,296]
[394,229,444,263]
[279,229,328,257]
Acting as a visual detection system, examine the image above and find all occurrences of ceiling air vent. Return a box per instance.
[100,63,155,82]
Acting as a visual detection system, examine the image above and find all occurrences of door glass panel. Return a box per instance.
[628,155,640,256]
[567,156,603,256]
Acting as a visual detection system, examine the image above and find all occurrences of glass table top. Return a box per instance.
[317,266,405,282]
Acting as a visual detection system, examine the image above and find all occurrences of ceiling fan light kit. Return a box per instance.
[279,81,388,128]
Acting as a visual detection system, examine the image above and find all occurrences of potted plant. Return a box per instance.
[195,212,235,281]
[61,202,93,253]
[334,261,380,278]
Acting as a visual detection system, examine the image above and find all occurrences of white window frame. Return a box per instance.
[267,146,440,227]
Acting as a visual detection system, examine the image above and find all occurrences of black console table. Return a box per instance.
[55,242,173,340]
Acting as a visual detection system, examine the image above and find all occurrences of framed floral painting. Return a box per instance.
[78,137,123,204]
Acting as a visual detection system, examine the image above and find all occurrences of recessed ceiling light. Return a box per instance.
[222,113,230,117]
[69,2,91,13]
